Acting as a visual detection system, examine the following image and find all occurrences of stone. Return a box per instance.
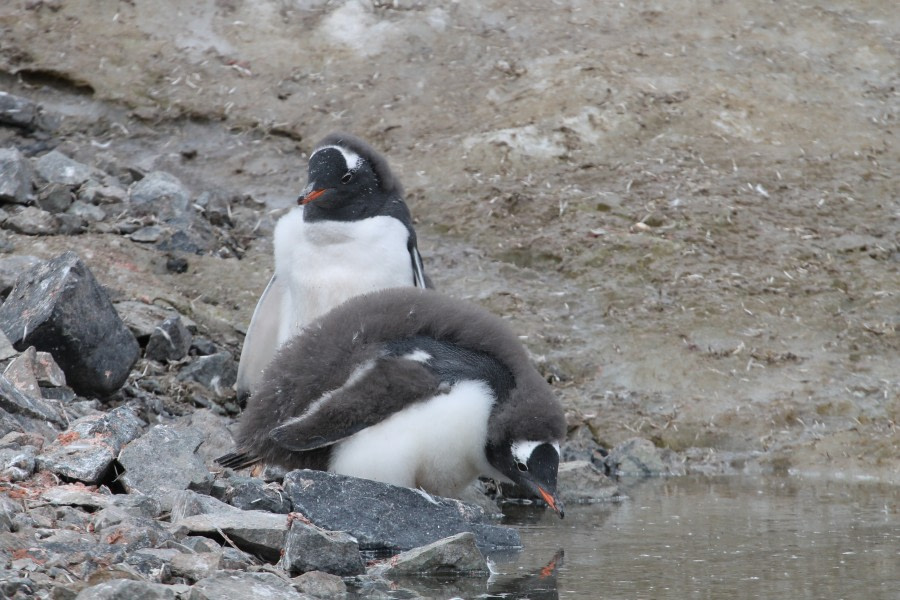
[189,337,218,356]
[34,350,67,387]
[118,426,212,510]
[78,181,127,205]
[0,373,65,426]
[37,407,145,483]
[173,409,235,470]
[145,315,192,362]
[4,206,60,235]
[56,213,86,235]
[220,475,291,514]
[283,470,521,552]
[170,489,238,522]
[219,547,256,570]
[368,532,488,577]
[170,510,287,562]
[605,437,686,477]
[557,460,623,503]
[168,552,221,583]
[114,301,197,344]
[123,551,170,583]
[292,571,347,599]
[0,494,23,532]
[128,172,191,220]
[34,151,95,187]
[178,535,223,553]
[176,352,237,395]
[35,183,74,213]
[0,92,38,129]
[0,251,140,396]
[0,148,33,204]
[72,579,176,599]
[68,201,106,223]
[0,256,46,299]
[0,330,16,361]
[279,519,364,576]
[0,446,36,481]
[3,346,42,397]
[190,572,304,600]
[129,226,166,243]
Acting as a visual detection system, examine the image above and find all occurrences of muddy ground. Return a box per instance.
[0,1,897,482]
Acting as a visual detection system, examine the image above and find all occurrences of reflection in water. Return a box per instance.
[363,476,899,599]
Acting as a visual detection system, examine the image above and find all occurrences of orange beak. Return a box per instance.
[298,188,326,205]
[538,486,564,518]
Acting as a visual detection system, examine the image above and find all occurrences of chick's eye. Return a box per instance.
[516,461,528,472]
[341,172,353,184]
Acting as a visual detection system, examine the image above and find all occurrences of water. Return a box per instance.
[373,476,900,599]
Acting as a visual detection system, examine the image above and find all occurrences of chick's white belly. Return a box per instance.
[328,380,496,498]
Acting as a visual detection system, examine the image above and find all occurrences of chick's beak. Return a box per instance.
[537,485,565,518]
[298,188,326,205]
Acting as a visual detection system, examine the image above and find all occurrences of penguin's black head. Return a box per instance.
[299,133,403,223]
[487,440,564,518]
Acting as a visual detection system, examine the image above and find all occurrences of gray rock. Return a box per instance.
[37,406,144,483]
[283,470,521,552]
[220,546,256,570]
[0,445,36,481]
[170,510,287,562]
[280,519,364,576]
[129,172,191,219]
[78,181,127,204]
[0,92,37,129]
[168,552,221,583]
[190,572,304,600]
[68,200,106,223]
[4,206,60,235]
[189,337,218,356]
[0,330,16,360]
[221,475,291,514]
[114,300,197,344]
[34,150,94,187]
[145,315,192,362]
[179,535,223,553]
[129,225,166,243]
[292,571,347,599]
[56,212,86,235]
[0,251,140,396]
[0,148,33,204]
[176,352,237,395]
[605,437,686,477]
[118,425,213,509]
[174,409,235,470]
[170,489,238,522]
[0,494,23,532]
[73,579,176,600]
[35,183,74,213]
[123,551,171,583]
[0,373,65,426]
[558,460,624,504]
[3,346,42,398]
[368,532,488,577]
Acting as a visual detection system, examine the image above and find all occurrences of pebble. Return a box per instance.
[34,150,95,187]
[0,148,34,204]
[144,315,192,362]
[0,92,38,129]
[128,171,191,220]
[4,205,59,235]
[35,182,74,213]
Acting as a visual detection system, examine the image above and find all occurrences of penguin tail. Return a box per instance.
[215,451,260,470]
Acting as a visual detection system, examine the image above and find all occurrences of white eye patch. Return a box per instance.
[511,440,560,465]
[312,144,363,172]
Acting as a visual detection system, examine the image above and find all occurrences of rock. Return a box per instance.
[34,350,67,387]
[283,470,521,552]
[190,572,304,600]
[179,535,223,553]
[605,437,686,477]
[292,571,347,599]
[279,519,365,576]
[173,409,235,469]
[56,213,86,236]
[68,201,106,223]
[168,552,220,583]
[3,346,42,397]
[0,330,16,360]
[176,352,237,395]
[128,172,191,220]
[0,92,38,129]
[123,551,171,583]
[368,532,488,577]
[78,181,127,205]
[114,301,197,345]
[72,579,176,599]
[189,337,218,356]
[0,373,65,426]
[0,148,33,204]
[145,315,192,362]
[37,407,144,483]
[0,494,23,532]
[34,150,95,187]
[219,546,256,570]
[129,226,166,243]
[40,484,161,518]
[170,489,238,522]
[170,510,287,562]
[0,446,36,481]
[0,251,140,396]
[557,460,623,504]
[219,475,291,514]
[117,425,212,509]
[4,206,59,235]
[35,183,74,213]
[165,255,189,273]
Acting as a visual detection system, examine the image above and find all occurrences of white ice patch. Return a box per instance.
[312,144,362,172]
[402,349,431,363]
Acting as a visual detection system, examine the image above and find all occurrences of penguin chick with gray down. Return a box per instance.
[236,132,429,402]
[219,288,567,517]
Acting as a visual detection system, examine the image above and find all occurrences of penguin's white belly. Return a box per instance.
[328,380,496,498]
[273,211,413,345]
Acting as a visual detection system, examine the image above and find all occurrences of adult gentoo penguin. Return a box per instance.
[219,288,566,517]
[236,132,429,401]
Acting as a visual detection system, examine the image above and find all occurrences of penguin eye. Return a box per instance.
[341,171,353,184]
[516,461,528,472]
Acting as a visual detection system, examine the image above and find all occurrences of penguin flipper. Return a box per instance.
[269,357,441,451]
[236,274,286,402]
[410,245,431,289]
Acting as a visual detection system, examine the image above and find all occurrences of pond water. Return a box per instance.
[375,476,900,599]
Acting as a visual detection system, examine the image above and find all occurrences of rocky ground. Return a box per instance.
[0,0,897,597]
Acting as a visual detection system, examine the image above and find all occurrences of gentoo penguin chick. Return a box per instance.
[236,132,429,402]
[219,288,566,517]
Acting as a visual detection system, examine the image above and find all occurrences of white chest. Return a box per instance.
[273,209,413,343]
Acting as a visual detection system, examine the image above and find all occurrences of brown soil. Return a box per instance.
[1,0,897,481]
